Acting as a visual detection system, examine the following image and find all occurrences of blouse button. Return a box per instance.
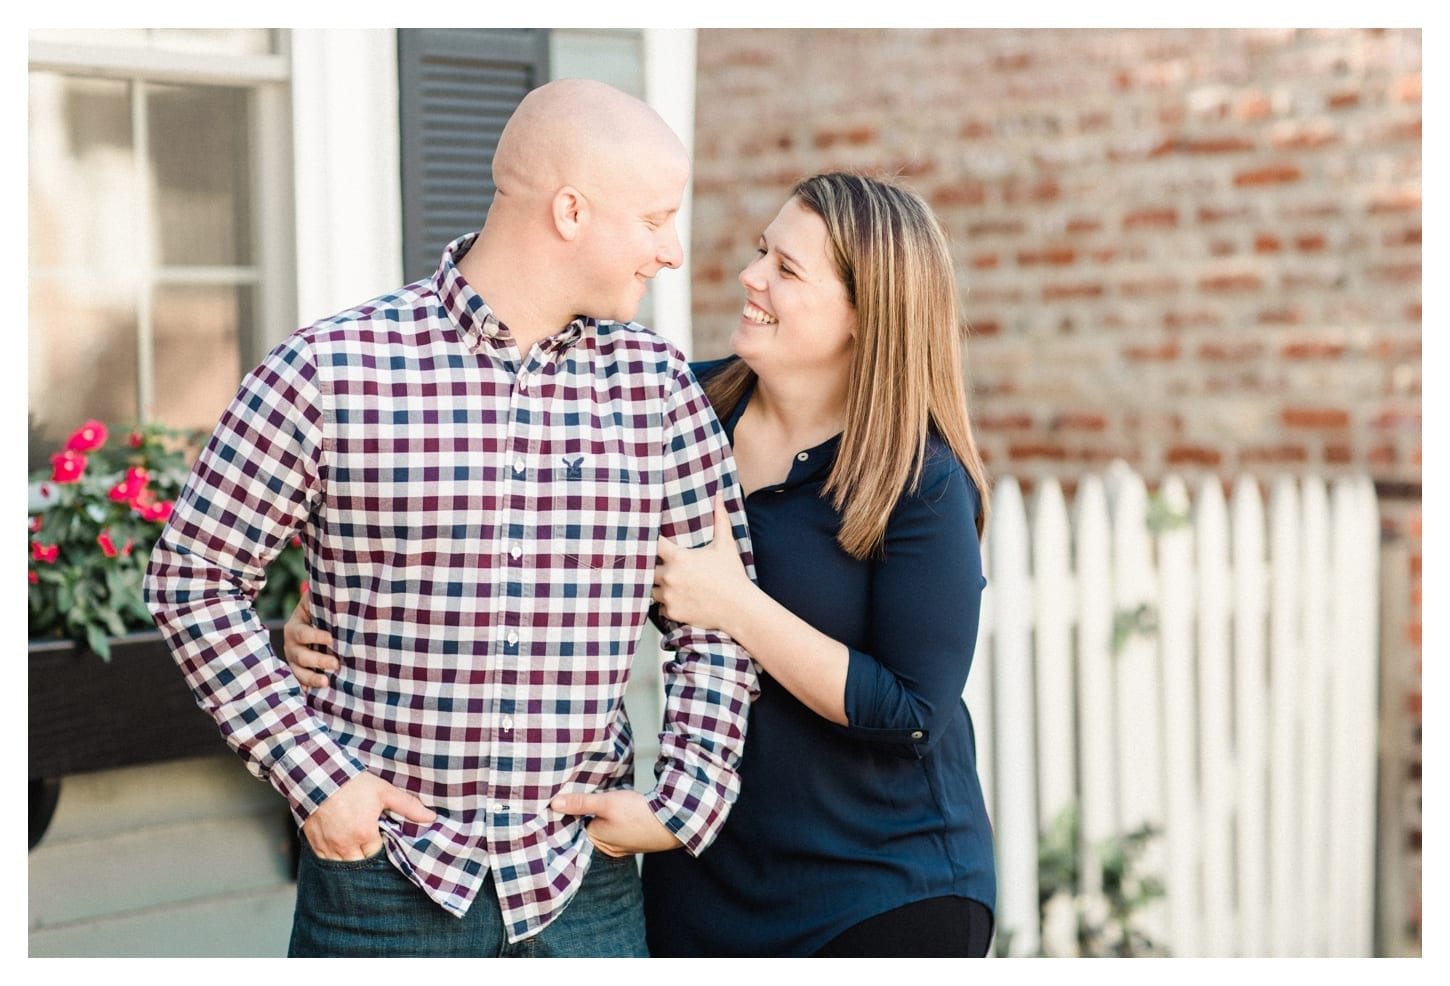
[796,451,809,462]
[911,730,925,740]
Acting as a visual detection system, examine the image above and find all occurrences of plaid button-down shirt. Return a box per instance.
[146,234,759,941]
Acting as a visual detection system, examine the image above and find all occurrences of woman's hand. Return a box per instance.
[283,592,339,691]
[651,495,753,634]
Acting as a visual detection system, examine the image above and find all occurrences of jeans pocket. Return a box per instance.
[301,837,390,872]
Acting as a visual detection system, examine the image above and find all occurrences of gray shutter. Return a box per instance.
[397,28,550,283]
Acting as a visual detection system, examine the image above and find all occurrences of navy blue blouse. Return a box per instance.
[640,360,995,956]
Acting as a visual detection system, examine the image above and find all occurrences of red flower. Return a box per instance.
[139,498,174,523]
[29,571,39,584]
[50,450,87,484]
[66,419,109,453]
[98,530,119,557]
[31,541,59,564]
[110,466,151,504]
[29,515,42,534]
[129,431,144,448]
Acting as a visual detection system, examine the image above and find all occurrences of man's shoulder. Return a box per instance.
[591,320,690,371]
[295,278,438,347]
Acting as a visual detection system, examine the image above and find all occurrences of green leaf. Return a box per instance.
[85,622,113,661]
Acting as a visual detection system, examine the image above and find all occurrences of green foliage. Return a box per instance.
[28,418,305,660]
[1145,491,1191,534]
[1111,602,1159,654]
[1026,803,1168,957]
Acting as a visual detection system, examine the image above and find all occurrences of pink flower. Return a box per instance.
[50,450,87,484]
[32,541,59,564]
[29,515,42,534]
[110,466,150,504]
[65,419,109,453]
[29,570,39,584]
[98,530,120,557]
[139,498,174,523]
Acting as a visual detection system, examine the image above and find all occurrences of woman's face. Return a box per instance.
[732,197,856,381]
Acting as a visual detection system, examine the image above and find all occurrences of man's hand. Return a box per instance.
[283,592,338,691]
[302,772,438,861]
[550,789,683,858]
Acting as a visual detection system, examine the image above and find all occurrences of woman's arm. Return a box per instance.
[654,498,849,724]
[653,456,984,747]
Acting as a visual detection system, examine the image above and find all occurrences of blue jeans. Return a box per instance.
[288,841,647,957]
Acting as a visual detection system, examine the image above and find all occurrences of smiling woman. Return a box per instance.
[640,172,996,957]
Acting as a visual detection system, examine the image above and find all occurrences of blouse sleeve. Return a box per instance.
[839,448,986,757]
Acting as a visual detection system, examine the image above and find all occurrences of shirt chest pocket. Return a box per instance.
[548,452,650,572]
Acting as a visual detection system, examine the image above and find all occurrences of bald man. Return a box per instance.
[146,79,758,957]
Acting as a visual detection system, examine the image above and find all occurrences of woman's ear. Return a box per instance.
[552,185,586,241]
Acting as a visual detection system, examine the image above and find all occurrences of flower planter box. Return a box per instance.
[28,626,288,780]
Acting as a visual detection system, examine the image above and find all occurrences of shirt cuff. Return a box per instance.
[268,733,369,824]
[646,759,740,856]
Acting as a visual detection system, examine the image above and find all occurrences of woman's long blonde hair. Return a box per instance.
[705,172,991,559]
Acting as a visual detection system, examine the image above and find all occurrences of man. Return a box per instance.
[145,78,758,958]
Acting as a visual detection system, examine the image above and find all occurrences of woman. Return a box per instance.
[284,172,994,957]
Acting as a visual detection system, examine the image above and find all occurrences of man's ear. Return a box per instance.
[552,185,586,241]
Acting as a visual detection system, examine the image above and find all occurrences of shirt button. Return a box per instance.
[513,457,526,475]
[796,451,809,462]
[501,716,514,732]
[506,630,519,646]
[509,544,522,560]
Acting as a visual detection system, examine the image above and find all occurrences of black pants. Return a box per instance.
[814,896,994,958]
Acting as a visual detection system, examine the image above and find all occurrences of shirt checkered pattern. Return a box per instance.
[145,234,759,942]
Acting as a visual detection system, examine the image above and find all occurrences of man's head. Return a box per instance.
[473,78,690,330]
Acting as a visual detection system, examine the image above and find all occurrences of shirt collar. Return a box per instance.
[432,232,588,356]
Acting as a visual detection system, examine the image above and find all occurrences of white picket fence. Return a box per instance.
[973,461,1382,957]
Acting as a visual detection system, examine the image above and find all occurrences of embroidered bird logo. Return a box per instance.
[563,455,584,480]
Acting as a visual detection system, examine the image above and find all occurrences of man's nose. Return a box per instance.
[658,226,684,270]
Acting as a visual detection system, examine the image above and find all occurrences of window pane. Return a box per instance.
[151,284,246,433]
[28,71,142,468]
[149,84,253,267]
[28,278,140,470]
[29,28,276,56]
[28,72,139,271]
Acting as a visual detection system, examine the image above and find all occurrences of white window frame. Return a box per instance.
[28,34,297,401]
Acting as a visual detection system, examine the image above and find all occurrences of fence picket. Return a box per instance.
[1299,478,1332,956]
[1109,465,1168,947]
[1031,479,1078,956]
[986,478,1038,956]
[1327,477,1380,955]
[1155,474,1201,956]
[1072,475,1116,906]
[1266,476,1303,955]
[1194,479,1236,955]
[1231,477,1270,956]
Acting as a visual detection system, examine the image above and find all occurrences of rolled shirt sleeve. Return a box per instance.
[840,450,986,757]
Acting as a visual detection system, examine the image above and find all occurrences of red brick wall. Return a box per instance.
[690,27,1421,954]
